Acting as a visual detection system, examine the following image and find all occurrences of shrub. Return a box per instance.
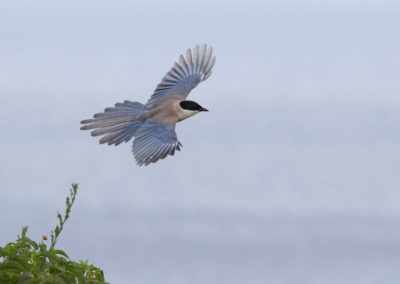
[0,184,108,284]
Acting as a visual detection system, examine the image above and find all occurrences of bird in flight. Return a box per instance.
[80,44,216,166]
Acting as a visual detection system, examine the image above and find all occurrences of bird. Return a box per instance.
[80,44,216,166]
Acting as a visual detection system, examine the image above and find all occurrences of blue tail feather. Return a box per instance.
[80,100,145,146]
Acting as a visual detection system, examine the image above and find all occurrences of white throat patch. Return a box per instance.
[177,106,199,122]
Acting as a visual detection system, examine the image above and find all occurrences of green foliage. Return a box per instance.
[0,184,108,284]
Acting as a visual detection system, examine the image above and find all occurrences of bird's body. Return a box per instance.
[80,44,215,166]
[145,95,193,123]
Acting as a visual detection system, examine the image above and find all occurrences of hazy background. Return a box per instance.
[1,0,400,283]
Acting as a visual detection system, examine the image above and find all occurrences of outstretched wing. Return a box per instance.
[145,44,216,109]
[132,120,182,166]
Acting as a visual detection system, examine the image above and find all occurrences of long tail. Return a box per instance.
[80,100,146,146]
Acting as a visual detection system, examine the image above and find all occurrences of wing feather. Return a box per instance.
[186,48,193,74]
[132,120,182,166]
[145,44,216,109]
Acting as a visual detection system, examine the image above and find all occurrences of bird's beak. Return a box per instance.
[199,107,209,112]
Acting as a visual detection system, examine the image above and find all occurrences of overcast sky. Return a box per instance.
[1,0,400,283]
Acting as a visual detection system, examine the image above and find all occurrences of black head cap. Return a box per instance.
[180,100,208,112]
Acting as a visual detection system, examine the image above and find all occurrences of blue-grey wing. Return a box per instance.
[132,120,182,166]
[145,44,216,109]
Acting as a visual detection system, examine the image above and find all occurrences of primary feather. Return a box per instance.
[145,44,215,109]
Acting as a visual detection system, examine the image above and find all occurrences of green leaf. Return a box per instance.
[16,275,36,283]
[0,260,26,272]
[0,247,7,256]
[38,250,62,262]
[21,226,29,238]
[48,264,64,274]
[10,255,31,271]
[65,266,85,282]
[57,212,63,224]
[22,237,39,250]
[55,275,69,284]
[52,250,69,259]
